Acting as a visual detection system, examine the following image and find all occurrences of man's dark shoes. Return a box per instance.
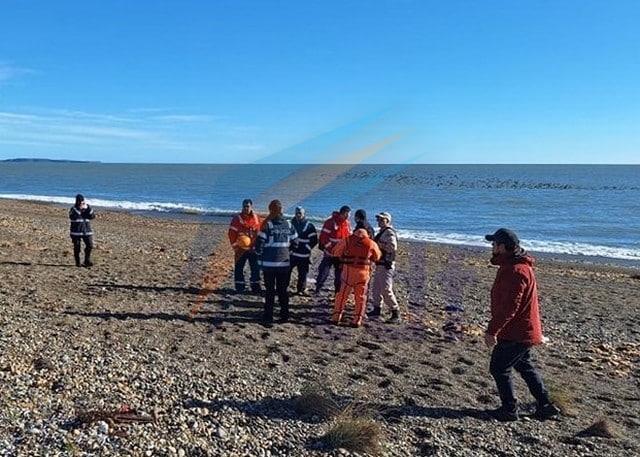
[389,310,401,323]
[83,260,93,267]
[367,307,381,318]
[532,403,561,420]
[488,407,518,422]
[251,286,263,296]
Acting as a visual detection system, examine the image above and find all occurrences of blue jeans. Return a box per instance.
[315,255,342,294]
[489,341,551,412]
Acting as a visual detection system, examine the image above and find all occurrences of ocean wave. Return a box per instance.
[3,193,638,262]
[0,193,235,217]
[397,229,640,262]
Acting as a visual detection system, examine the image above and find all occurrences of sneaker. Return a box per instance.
[532,403,561,420]
[488,407,519,422]
[367,307,381,318]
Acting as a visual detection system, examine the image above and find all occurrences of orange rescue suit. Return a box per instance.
[331,229,381,326]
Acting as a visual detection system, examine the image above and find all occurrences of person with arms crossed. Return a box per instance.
[289,206,318,296]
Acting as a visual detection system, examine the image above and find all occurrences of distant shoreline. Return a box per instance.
[1,158,101,163]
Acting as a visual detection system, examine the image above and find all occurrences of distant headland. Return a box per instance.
[1,158,101,163]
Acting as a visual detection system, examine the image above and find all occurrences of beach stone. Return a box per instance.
[97,421,109,435]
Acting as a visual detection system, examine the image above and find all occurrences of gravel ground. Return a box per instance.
[1,199,639,456]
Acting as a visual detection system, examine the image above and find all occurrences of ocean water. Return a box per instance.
[1,162,639,265]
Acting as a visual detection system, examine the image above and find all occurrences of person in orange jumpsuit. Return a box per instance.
[330,228,381,327]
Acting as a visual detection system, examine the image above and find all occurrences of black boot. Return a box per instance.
[83,247,93,267]
[367,307,381,318]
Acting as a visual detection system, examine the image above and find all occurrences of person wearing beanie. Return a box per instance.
[330,228,381,327]
[254,200,298,326]
[315,205,351,297]
[69,194,96,267]
[483,227,560,422]
[289,206,318,296]
[369,211,401,323]
[228,198,263,294]
[354,209,375,239]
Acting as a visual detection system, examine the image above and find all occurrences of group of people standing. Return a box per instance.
[69,194,560,423]
[227,199,401,328]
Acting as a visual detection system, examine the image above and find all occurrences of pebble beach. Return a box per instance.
[1,199,639,456]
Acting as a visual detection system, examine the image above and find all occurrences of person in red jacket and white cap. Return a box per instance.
[484,227,560,422]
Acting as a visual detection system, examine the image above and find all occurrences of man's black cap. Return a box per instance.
[485,228,520,249]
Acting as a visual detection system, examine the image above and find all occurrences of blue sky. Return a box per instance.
[1,0,639,164]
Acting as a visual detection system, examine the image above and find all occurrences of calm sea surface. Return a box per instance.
[1,163,639,264]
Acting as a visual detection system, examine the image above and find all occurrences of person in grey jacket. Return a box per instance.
[69,194,96,267]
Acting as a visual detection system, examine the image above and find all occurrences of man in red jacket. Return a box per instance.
[228,199,263,294]
[314,205,351,296]
[484,228,560,422]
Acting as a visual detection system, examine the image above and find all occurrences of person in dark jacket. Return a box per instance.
[354,209,375,239]
[254,200,298,326]
[289,206,318,296]
[69,194,96,267]
[484,228,560,422]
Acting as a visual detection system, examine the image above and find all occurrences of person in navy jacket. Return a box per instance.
[69,194,96,267]
[254,200,298,326]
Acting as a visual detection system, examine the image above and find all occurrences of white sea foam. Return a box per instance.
[2,193,639,262]
[397,229,640,262]
[0,193,220,216]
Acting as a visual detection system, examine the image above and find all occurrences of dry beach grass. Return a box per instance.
[1,199,639,456]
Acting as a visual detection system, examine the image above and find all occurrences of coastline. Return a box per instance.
[5,196,639,270]
[1,198,639,456]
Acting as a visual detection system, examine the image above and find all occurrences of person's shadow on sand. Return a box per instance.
[0,260,74,267]
[90,282,203,295]
[182,396,488,422]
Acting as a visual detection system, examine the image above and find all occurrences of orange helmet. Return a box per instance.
[236,234,252,249]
